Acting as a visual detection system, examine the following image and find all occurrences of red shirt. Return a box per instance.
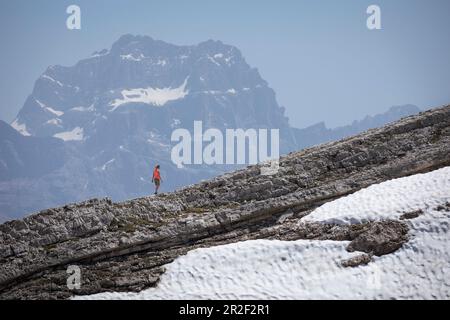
[153,168,161,180]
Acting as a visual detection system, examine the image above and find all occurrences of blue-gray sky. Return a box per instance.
[0,0,449,128]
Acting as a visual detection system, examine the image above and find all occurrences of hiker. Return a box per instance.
[152,164,162,195]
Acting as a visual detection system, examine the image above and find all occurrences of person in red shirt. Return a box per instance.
[152,164,162,195]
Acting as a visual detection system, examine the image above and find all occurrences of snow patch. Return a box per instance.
[203,90,220,95]
[101,159,115,171]
[71,105,95,112]
[109,78,189,111]
[53,127,84,141]
[35,100,64,116]
[224,56,233,65]
[171,119,181,128]
[147,131,170,148]
[302,166,450,225]
[11,119,31,136]
[35,100,46,108]
[157,59,167,66]
[147,138,170,148]
[45,118,62,126]
[207,55,221,67]
[45,107,64,117]
[41,75,63,87]
[91,50,109,58]
[120,53,145,61]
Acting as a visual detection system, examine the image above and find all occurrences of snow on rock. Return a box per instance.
[157,59,167,66]
[91,50,109,58]
[35,99,64,116]
[45,118,62,126]
[109,78,189,111]
[100,159,115,171]
[71,105,95,112]
[207,55,221,67]
[302,166,450,225]
[76,167,450,300]
[212,53,234,66]
[10,119,31,136]
[53,127,84,141]
[120,53,145,61]
[45,107,64,117]
[40,74,63,87]
[76,240,361,300]
[170,118,181,128]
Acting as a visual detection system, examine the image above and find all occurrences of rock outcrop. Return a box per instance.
[346,221,409,256]
[0,105,449,299]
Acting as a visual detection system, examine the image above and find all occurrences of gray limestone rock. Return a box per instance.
[0,105,449,299]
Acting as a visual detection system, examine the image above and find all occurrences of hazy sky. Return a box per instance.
[0,0,449,128]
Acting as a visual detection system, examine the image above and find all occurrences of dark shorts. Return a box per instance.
[154,178,160,186]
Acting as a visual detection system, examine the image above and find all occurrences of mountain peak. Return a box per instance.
[108,35,240,59]
[198,39,225,48]
[113,34,155,46]
[109,34,173,56]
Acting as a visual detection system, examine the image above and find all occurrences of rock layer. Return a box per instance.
[0,105,449,299]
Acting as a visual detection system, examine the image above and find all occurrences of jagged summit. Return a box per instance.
[0,105,448,299]
[13,34,283,141]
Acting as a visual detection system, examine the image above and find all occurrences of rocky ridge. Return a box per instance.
[0,105,449,299]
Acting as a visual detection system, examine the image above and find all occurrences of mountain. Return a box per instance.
[0,120,68,222]
[293,104,421,149]
[2,35,423,222]
[0,105,448,299]
[3,35,297,222]
[0,120,66,180]
[13,34,294,144]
